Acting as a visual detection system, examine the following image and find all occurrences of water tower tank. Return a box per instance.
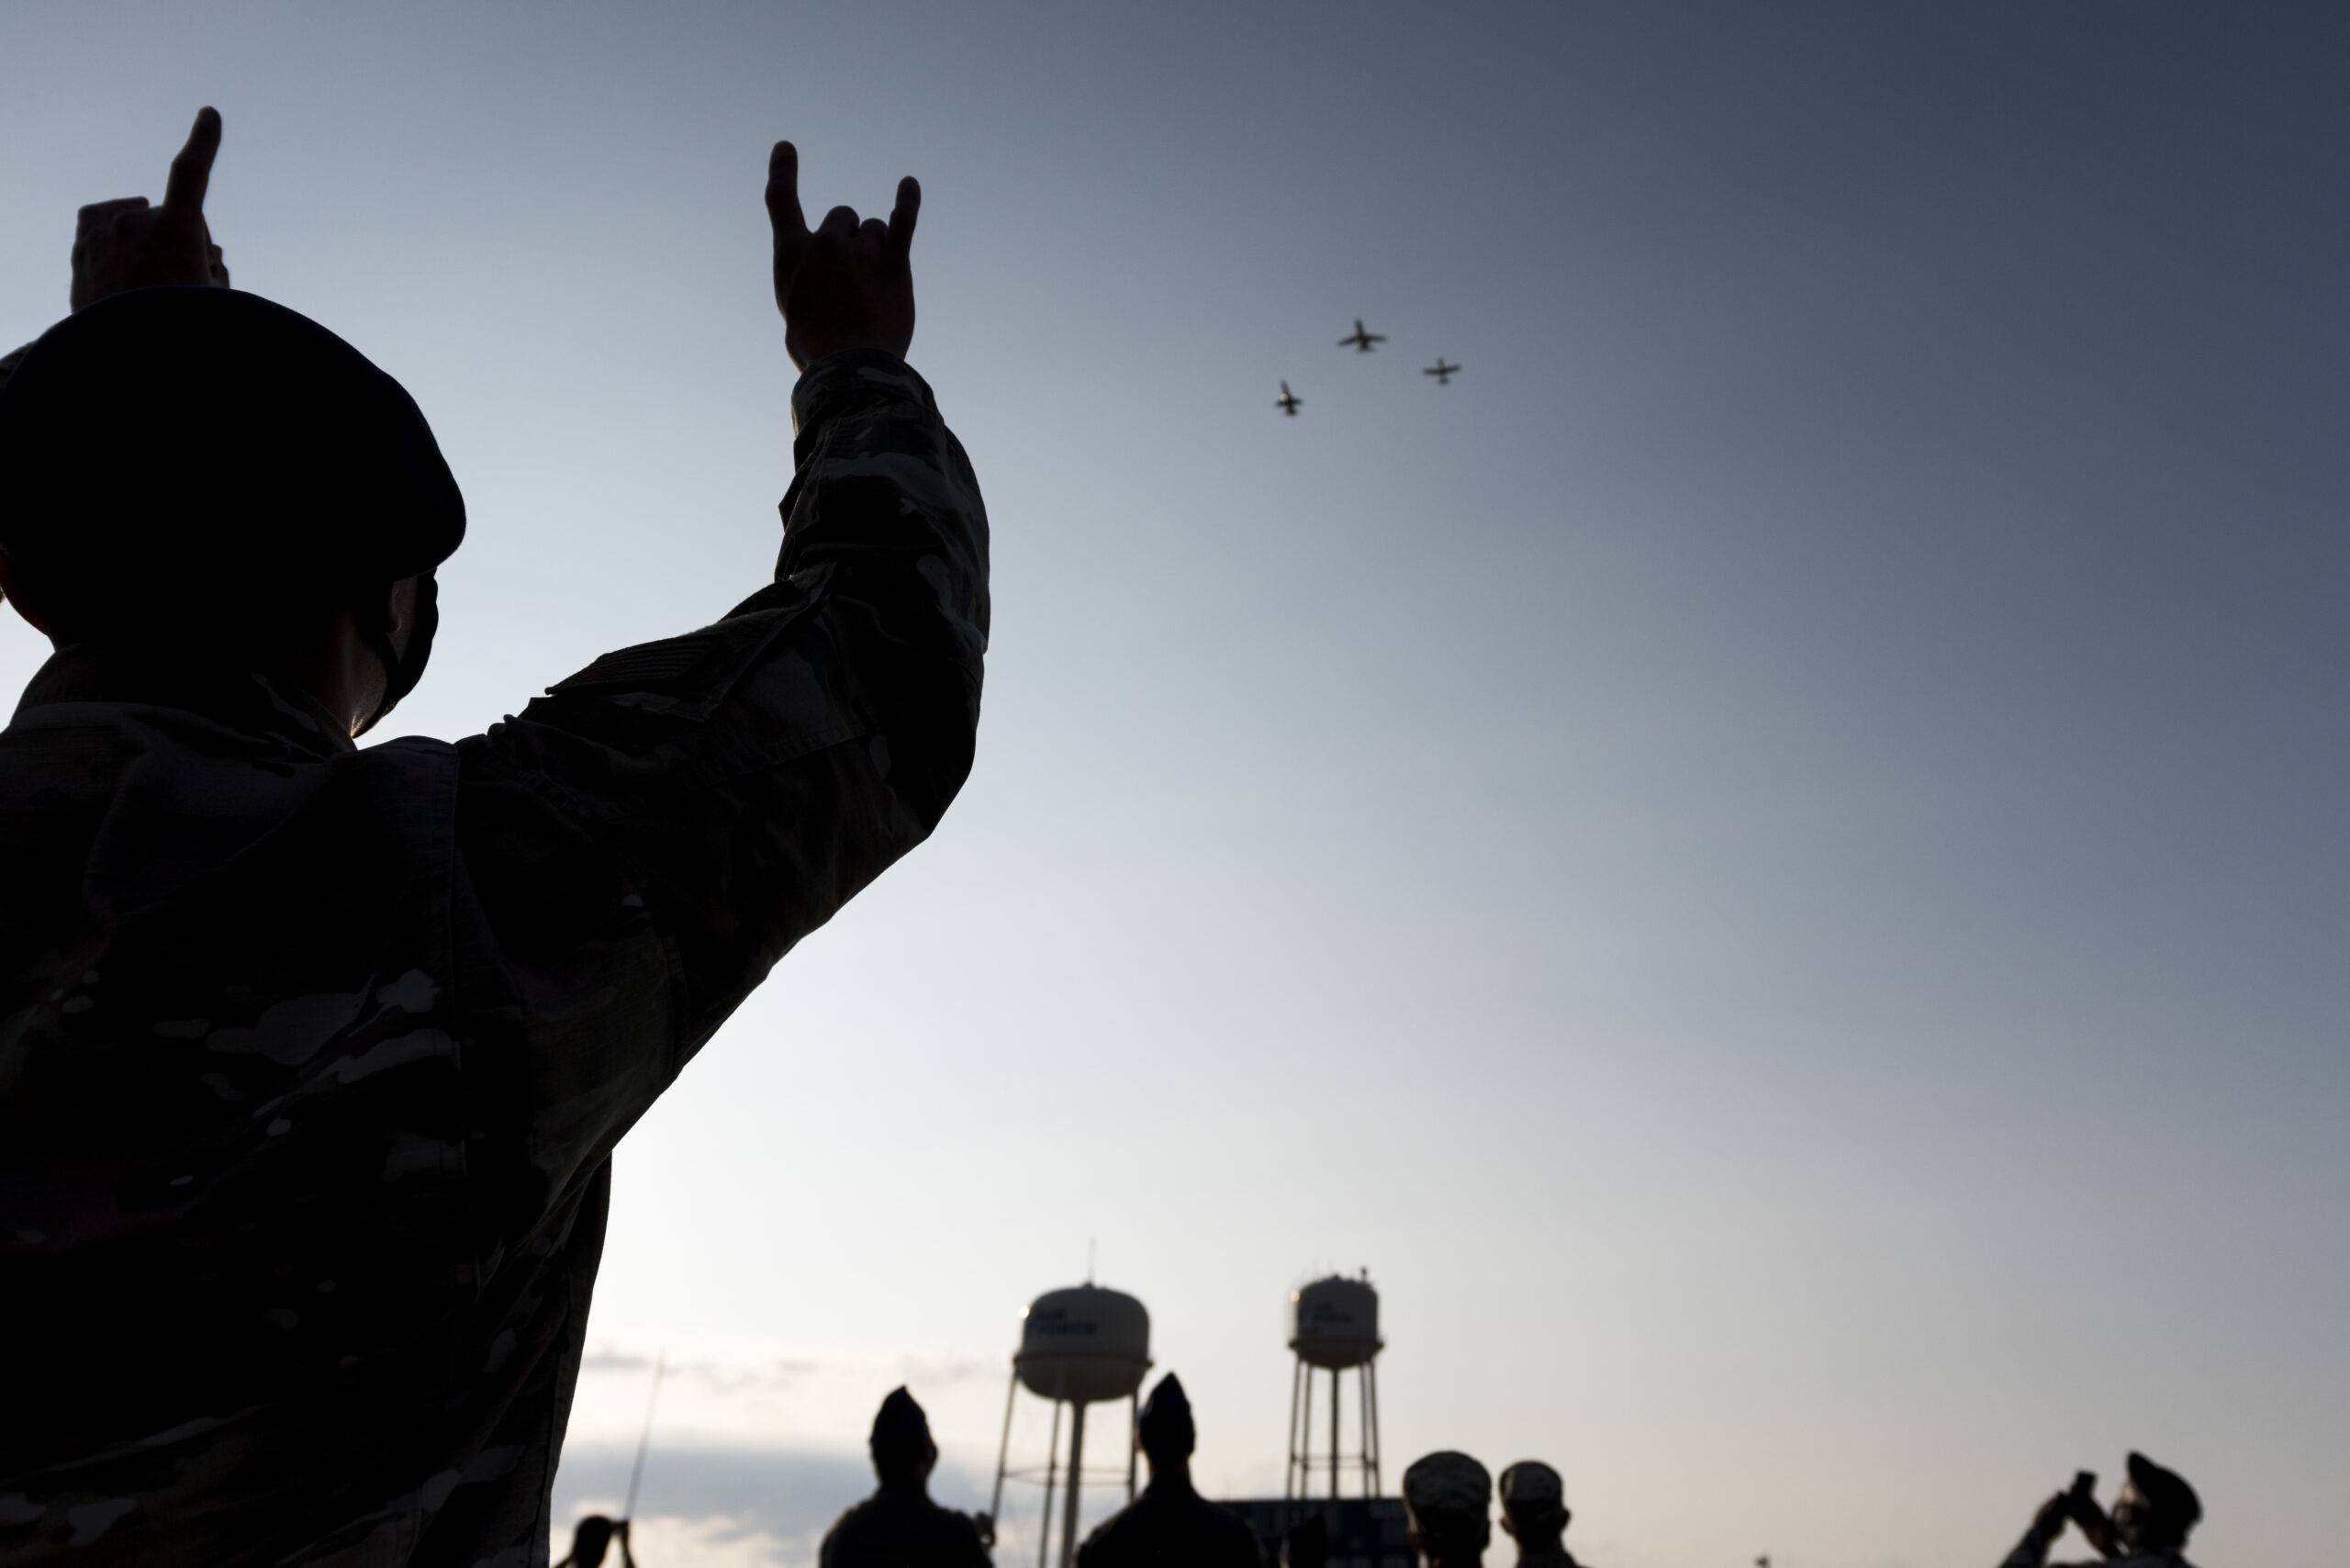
[1015,1284,1151,1405]
[1290,1274,1381,1370]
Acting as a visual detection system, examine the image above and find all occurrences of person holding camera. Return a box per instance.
[1999,1454,2202,1568]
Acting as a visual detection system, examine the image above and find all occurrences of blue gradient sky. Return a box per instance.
[3,6,2344,1567]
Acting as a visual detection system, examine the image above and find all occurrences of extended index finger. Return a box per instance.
[162,106,222,219]
[887,175,920,258]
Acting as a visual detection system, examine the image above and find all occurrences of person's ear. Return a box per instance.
[1561,1507,1572,1530]
[381,577,421,658]
[0,554,56,638]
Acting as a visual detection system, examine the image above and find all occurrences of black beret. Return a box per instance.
[0,286,463,637]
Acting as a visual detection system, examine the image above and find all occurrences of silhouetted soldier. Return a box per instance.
[1403,1451,1492,1568]
[0,109,986,1567]
[1076,1374,1262,1568]
[818,1387,992,1568]
[558,1515,638,1568]
[2000,1453,2202,1568]
[1496,1462,1583,1568]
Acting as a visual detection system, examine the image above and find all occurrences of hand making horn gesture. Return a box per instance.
[70,106,231,312]
[765,140,919,370]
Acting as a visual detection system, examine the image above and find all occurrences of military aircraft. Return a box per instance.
[1275,380,1303,416]
[1337,319,1386,353]
[1422,358,1460,386]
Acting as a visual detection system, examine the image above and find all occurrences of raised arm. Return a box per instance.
[1,109,232,392]
[447,141,987,1213]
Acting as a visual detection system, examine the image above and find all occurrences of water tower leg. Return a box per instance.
[1325,1363,1344,1504]
[1125,1393,1138,1501]
[1296,1361,1314,1501]
[1285,1359,1303,1500]
[1364,1361,1382,1496]
[1037,1397,1062,1568]
[1059,1400,1088,1568]
[991,1369,1018,1524]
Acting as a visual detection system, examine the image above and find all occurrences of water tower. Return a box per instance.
[1285,1271,1383,1498]
[990,1284,1152,1568]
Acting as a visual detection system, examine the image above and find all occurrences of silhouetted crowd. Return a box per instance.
[769,1381,2204,1568]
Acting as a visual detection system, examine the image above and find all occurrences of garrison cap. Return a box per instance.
[2126,1452,2200,1536]
[870,1386,933,1460]
[1137,1372,1195,1456]
[1403,1450,1491,1521]
[1498,1461,1563,1506]
[0,286,464,639]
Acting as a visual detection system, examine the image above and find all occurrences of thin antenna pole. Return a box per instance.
[622,1348,668,1523]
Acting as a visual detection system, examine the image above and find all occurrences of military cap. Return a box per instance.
[870,1385,933,1462]
[1137,1372,1195,1455]
[1403,1450,1491,1520]
[1498,1461,1563,1506]
[0,286,464,642]
[2125,1452,2200,1536]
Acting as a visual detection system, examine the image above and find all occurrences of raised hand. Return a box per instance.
[69,107,230,312]
[764,140,918,369]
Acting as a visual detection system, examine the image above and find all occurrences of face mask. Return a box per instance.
[352,573,438,737]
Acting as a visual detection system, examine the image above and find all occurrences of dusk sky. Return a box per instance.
[2,6,2344,1567]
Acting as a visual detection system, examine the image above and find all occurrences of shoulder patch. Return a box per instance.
[549,636,720,693]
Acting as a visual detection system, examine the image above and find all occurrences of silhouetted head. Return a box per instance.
[2110,1453,2199,1552]
[1136,1372,1196,1469]
[564,1514,615,1567]
[1497,1461,1568,1550]
[0,286,464,732]
[1403,1451,1491,1567]
[870,1385,938,1492]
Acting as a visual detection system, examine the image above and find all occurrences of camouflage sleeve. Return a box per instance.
[1996,1520,2061,1568]
[451,348,987,1206]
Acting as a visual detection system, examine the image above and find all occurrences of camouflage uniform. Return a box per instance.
[817,1488,991,1568]
[0,349,989,1567]
[1512,1551,1581,1568]
[1074,1478,1263,1568]
[1998,1533,2194,1568]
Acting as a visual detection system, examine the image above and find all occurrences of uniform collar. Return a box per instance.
[14,642,355,758]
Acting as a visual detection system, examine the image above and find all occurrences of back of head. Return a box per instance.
[1404,1450,1491,1562]
[869,1385,935,1488]
[1496,1461,1566,1540]
[0,286,464,653]
[2120,1452,2200,1550]
[1136,1372,1196,1465]
[565,1514,615,1567]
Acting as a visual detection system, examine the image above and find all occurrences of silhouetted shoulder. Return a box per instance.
[1076,1486,1261,1568]
[820,1491,990,1568]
